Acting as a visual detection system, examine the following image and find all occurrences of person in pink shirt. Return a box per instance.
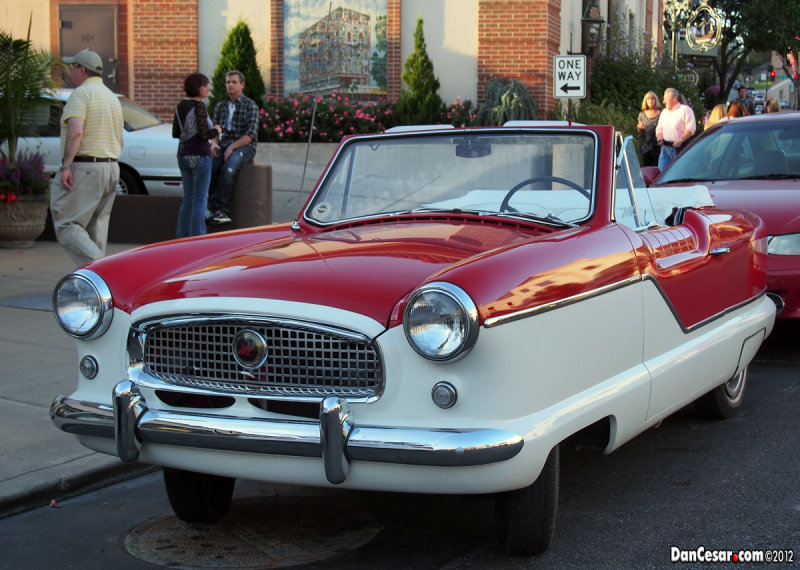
[655,88,696,169]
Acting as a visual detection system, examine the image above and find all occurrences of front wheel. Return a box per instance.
[495,445,559,555]
[163,468,235,523]
[695,366,748,419]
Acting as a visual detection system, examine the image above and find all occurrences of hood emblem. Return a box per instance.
[232,329,268,370]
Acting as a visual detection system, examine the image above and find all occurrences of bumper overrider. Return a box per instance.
[50,380,524,485]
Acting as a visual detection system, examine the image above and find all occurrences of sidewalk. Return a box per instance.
[0,242,153,517]
[0,144,338,517]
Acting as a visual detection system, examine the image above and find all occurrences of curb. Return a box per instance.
[0,462,157,520]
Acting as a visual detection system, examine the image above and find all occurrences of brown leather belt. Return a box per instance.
[73,156,118,163]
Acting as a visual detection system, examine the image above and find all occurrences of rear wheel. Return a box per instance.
[118,166,145,195]
[695,366,748,419]
[162,468,235,523]
[495,445,559,555]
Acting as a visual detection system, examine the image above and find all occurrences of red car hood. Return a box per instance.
[87,221,538,326]
[659,179,800,234]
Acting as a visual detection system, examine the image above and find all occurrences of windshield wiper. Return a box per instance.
[497,211,577,228]
[402,207,492,215]
[659,177,710,184]
[738,173,800,180]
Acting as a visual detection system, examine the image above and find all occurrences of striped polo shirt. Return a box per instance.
[60,77,124,160]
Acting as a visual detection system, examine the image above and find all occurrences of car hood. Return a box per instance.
[658,180,800,234]
[87,221,541,326]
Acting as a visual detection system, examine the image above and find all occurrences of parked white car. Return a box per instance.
[15,89,182,195]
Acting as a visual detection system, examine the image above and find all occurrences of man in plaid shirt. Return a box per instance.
[207,70,259,225]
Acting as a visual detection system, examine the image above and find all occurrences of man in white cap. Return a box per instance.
[50,49,124,266]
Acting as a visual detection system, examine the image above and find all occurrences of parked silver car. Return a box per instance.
[16,89,182,195]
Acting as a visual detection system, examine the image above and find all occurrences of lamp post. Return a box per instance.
[581,0,605,57]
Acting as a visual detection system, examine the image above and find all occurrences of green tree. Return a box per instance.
[370,14,387,90]
[0,20,57,167]
[209,21,266,112]
[734,0,800,104]
[395,18,444,125]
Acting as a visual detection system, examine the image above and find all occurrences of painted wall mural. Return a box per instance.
[284,0,387,96]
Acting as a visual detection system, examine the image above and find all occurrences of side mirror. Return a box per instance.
[641,166,660,186]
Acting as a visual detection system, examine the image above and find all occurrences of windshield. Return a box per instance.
[305,131,597,226]
[120,99,161,131]
[659,118,800,183]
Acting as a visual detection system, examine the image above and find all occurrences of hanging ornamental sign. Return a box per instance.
[685,4,723,51]
[664,0,723,52]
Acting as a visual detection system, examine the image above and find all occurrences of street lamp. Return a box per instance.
[581,0,605,57]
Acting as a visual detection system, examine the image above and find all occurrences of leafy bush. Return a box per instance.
[258,92,397,142]
[587,9,703,129]
[477,78,538,126]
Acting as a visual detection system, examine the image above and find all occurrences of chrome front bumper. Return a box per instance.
[51,380,524,485]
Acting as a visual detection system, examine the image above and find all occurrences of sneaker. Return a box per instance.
[209,210,232,225]
[204,209,213,222]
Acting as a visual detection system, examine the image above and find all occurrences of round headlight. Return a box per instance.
[53,270,113,339]
[404,282,479,362]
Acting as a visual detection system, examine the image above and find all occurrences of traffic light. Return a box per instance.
[768,65,776,82]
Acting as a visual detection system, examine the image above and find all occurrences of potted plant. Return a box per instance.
[0,21,57,247]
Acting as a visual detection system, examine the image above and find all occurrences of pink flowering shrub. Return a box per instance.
[258,92,478,142]
[441,96,477,127]
[258,92,398,142]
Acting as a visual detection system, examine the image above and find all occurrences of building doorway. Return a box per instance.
[59,4,119,92]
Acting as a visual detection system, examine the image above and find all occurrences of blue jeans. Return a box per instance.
[658,145,678,170]
[177,155,212,237]
[208,145,256,215]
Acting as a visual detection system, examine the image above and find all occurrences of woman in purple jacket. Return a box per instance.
[172,73,220,237]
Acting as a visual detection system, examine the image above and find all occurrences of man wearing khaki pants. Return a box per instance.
[51,49,124,267]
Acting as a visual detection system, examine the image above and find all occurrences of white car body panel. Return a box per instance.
[64,282,773,494]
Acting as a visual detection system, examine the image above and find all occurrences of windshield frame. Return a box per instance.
[302,127,600,228]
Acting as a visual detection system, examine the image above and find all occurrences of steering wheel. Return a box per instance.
[499,176,590,213]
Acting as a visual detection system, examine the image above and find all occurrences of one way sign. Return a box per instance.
[553,55,586,99]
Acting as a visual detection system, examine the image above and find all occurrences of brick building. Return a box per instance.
[6,0,664,121]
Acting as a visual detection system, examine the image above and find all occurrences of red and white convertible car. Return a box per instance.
[51,123,775,555]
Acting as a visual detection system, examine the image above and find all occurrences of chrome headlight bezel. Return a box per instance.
[767,233,800,256]
[403,282,479,362]
[52,269,113,340]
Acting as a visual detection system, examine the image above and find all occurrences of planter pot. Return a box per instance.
[0,199,49,248]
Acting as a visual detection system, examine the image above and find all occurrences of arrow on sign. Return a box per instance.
[560,84,581,94]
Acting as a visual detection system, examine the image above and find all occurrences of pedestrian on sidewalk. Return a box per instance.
[173,72,220,237]
[206,70,259,226]
[655,88,696,170]
[50,49,124,266]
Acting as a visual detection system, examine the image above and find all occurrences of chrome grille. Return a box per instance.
[140,317,383,399]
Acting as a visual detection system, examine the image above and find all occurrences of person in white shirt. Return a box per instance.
[655,88,696,170]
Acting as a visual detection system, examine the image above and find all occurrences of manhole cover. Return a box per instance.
[124,496,381,568]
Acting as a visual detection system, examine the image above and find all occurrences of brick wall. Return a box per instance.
[477,0,561,118]
[130,0,198,120]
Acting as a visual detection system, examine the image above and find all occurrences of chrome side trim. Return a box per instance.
[484,276,641,328]
[484,274,769,334]
[50,384,524,483]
